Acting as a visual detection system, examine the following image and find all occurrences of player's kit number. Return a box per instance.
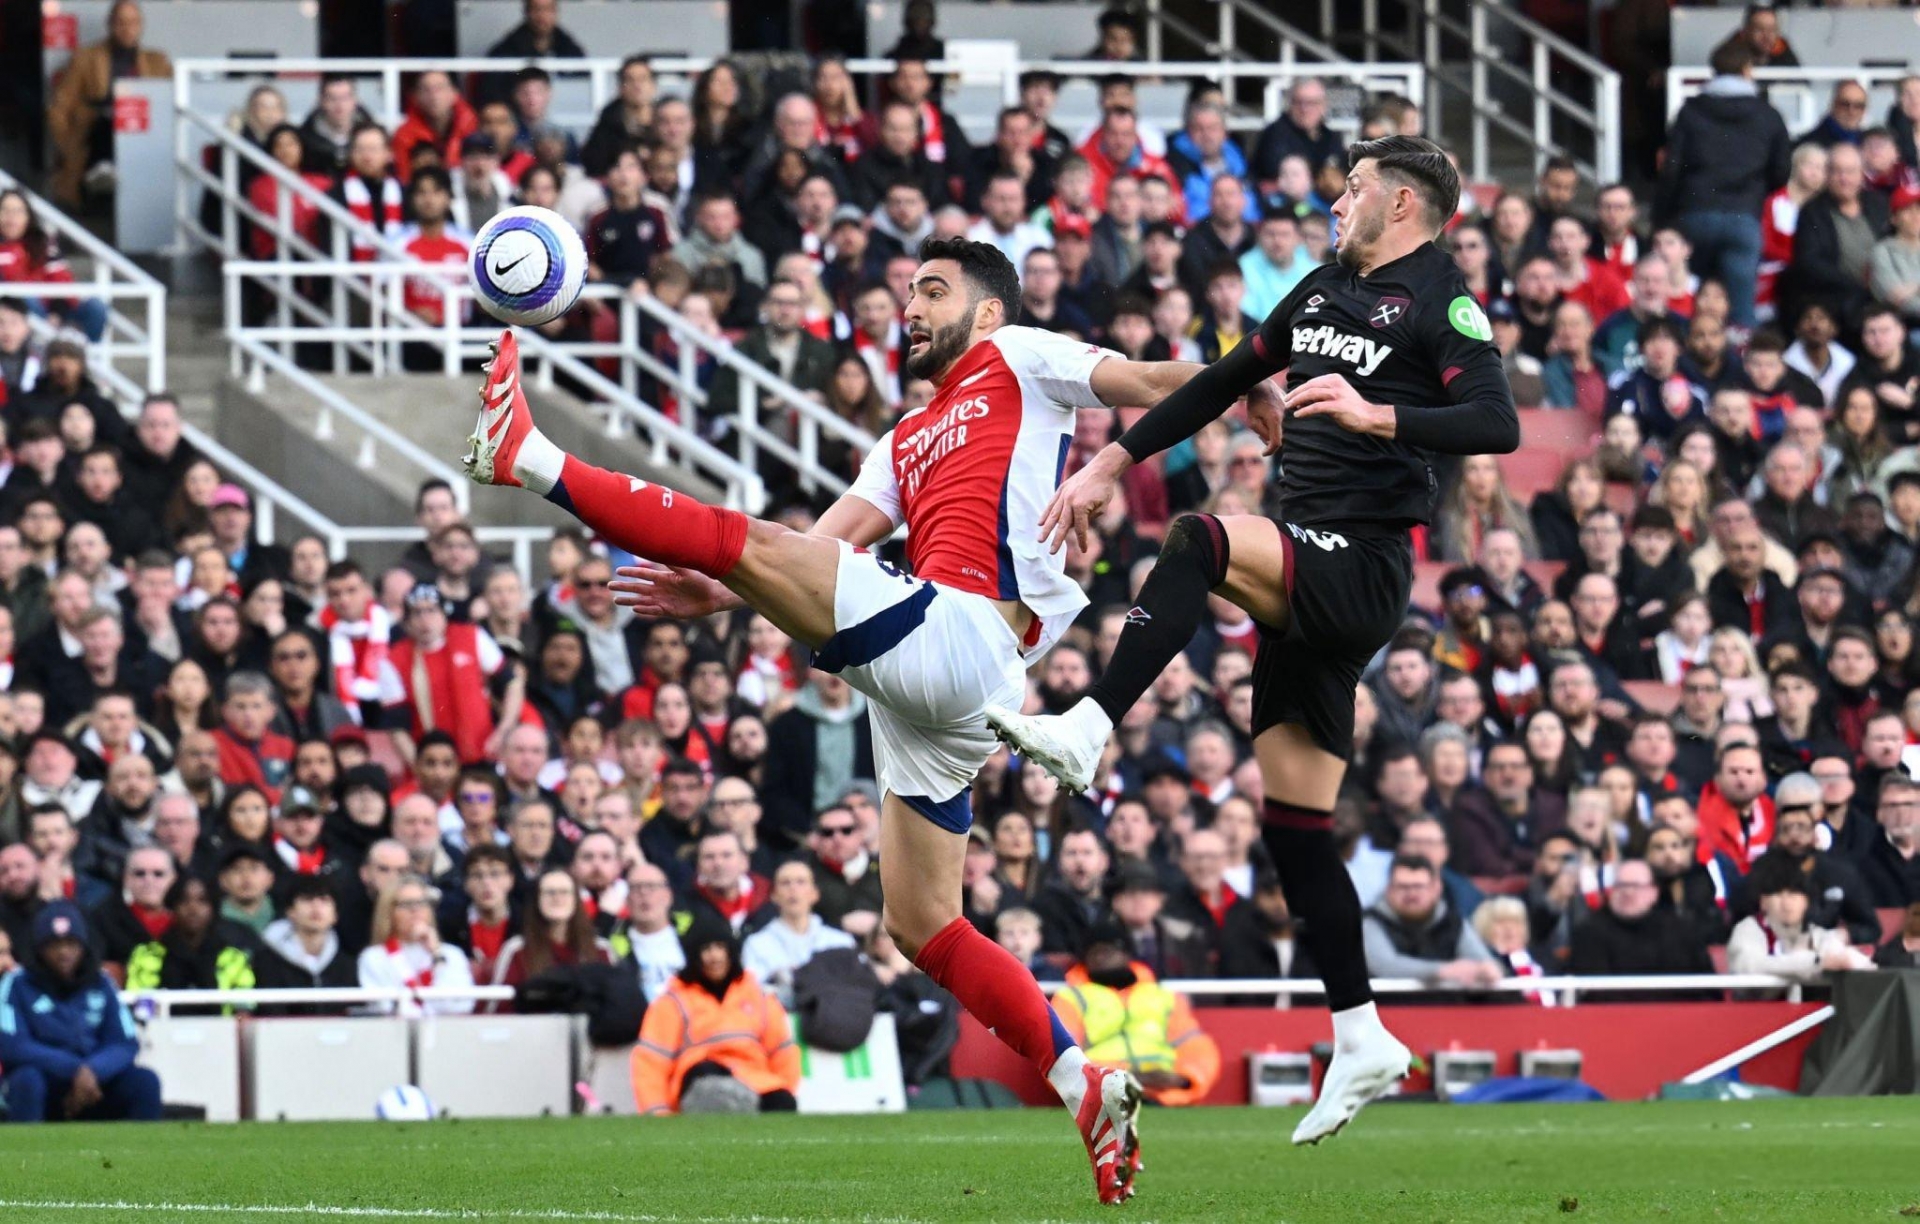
[1286,523,1350,553]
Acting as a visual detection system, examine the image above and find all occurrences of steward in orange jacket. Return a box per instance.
[1051,925,1220,1107]
[630,915,801,1114]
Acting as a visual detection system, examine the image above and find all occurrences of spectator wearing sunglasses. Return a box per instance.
[808,804,882,932]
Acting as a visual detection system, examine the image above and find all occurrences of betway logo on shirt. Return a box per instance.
[1290,324,1394,377]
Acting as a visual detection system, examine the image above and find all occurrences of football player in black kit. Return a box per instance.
[987,135,1519,1144]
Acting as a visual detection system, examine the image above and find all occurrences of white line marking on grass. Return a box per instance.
[0,1201,817,1223]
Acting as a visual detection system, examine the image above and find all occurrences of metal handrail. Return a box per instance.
[180,111,770,509]
[126,972,1809,1016]
[1665,65,1916,131]
[221,268,766,511]
[1332,0,1620,187]
[173,55,1424,151]
[222,259,867,505]
[0,168,167,392]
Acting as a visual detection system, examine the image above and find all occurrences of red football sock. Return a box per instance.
[550,455,748,578]
[914,916,1077,1075]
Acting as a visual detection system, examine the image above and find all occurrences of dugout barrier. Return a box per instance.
[125,978,1815,1119]
[128,988,909,1121]
[956,1001,1830,1107]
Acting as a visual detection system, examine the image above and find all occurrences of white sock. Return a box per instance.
[1065,697,1115,749]
[1048,1045,1090,1108]
[1330,1001,1387,1054]
[513,429,564,496]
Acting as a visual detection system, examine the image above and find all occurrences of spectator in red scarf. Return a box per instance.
[440,843,516,984]
[489,867,612,1007]
[267,784,338,881]
[679,830,772,936]
[89,846,175,982]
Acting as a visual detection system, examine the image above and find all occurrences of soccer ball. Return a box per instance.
[374,1084,437,1121]
[469,205,587,327]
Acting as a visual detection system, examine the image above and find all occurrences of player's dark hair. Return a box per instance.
[1346,134,1460,232]
[917,237,1022,327]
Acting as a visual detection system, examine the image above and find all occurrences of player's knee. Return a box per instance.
[1164,514,1228,583]
[882,904,947,961]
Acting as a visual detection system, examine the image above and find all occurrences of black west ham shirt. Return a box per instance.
[1121,242,1518,529]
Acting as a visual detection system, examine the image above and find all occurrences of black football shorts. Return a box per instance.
[1251,523,1414,758]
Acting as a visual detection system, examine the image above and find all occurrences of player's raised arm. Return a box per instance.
[1286,297,1520,454]
[1040,340,1284,553]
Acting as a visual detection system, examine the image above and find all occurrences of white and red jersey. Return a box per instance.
[849,326,1116,658]
[399,225,474,325]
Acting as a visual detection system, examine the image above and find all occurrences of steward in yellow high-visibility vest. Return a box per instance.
[1050,924,1220,1107]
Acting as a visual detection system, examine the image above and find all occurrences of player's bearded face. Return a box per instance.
[905,302,973,379]
[1336,189,1389,270]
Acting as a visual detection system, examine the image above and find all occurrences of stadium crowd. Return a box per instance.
[8,0,1920,1117]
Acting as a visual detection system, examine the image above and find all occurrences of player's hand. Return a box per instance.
[610,562,740,618]
[1246,375,1285,456]
[1285,373,1395,438]
[1040,442,1132,555]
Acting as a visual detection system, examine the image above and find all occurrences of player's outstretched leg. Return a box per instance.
[879,796,1141,1204]
[464,330,750,578]
[464,331,843,648]
[1259,728,1411,1145]
[988,513,1257,791]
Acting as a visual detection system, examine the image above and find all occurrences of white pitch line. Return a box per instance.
[0,1201,817,1223]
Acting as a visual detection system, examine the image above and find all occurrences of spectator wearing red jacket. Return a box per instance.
[1696,741,1775,867]
[0,189,106,342]
[391,71,478,182]
[246,125,332,259]
[212,671,295,804]
[1547,215,1630,327]
[386,584,511,768]
[1078,108,1181,217]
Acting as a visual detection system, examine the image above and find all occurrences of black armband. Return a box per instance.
[1117,341,1278,463]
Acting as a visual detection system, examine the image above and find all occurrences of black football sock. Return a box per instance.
[1086,513,1228,724]
[1264,800,1374,1013]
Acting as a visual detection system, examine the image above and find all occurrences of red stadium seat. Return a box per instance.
[1500,448,1565,500]
[1622,680,1682,715]
[1878,908,1908,942]
[1517,408,1602,452]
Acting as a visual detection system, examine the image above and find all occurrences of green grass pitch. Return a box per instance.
[0,1097,1912,1222]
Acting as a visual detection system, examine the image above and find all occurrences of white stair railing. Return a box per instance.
[1281,0,1621,187]
[175,111,769,510]
[1666,65,1914,134]
[0,169,167,394]
[176,114,768,514]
